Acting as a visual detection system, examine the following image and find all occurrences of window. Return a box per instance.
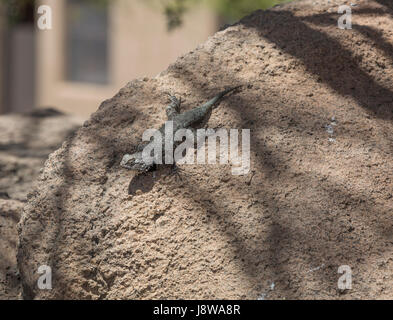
[66,0,109,84]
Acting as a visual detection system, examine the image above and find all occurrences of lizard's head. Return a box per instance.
[120,152,152,172]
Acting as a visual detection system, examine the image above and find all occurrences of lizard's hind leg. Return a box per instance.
[166,94,181,120]
[169,162,186,182]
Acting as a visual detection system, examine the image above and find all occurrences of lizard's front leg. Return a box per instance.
[166,94,181,120]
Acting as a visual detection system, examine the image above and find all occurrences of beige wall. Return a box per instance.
[36,0,218,118]
[0,4,6,113]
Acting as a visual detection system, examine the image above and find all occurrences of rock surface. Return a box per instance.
[18,0,393,299]
[0,110,82,299]
[0,199,23,299]
[0,109,82,201]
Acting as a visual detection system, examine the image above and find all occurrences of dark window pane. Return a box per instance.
[66,0,109,84]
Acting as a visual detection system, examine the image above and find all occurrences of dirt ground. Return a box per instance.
[0,110,82,299]
[2,0,393,299]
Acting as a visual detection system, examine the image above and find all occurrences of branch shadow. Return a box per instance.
[240,9,393,120]
[150,4,393,296]
[18,98,142,299]
[18,2,393,299]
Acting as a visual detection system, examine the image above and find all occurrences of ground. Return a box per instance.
[0,110,82,299]
[2,0,393,300]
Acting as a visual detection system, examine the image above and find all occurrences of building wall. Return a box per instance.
[7,24,35,113]
[0,5,5,113]
[36,0,218,118]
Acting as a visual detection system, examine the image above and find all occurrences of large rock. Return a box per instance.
[0,109,82,299]
[0,199,23,299]
[18,0,393,299]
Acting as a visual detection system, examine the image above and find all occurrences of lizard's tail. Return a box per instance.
[209,85,242,109]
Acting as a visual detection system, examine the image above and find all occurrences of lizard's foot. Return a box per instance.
[167,94,181,112]
[167,162,187,182]
[168,94,179,103]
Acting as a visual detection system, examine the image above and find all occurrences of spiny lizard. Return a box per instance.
[121,86,241,172]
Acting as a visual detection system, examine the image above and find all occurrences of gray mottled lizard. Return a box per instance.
[121,86,241,172]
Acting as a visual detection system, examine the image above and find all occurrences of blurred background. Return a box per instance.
[0,0,288,118]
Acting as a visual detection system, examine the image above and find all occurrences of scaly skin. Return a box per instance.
[121,86,241,172]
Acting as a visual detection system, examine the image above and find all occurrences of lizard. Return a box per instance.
[120,86,241,172]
